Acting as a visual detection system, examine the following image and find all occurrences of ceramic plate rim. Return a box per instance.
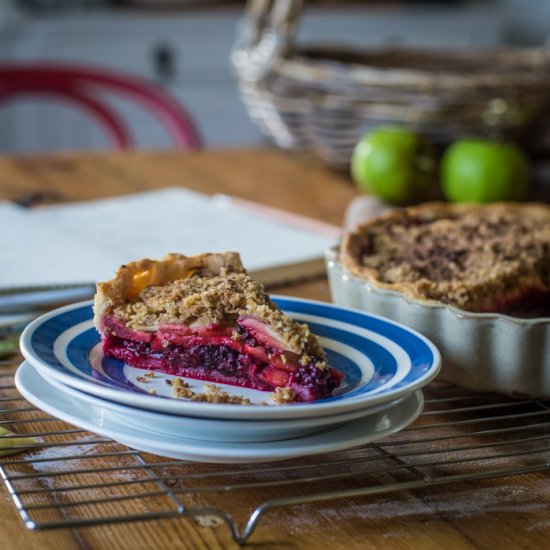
[24,362,410,440]
[15,362,424,463]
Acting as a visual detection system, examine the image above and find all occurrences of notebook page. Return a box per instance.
[1,188,338,289]
[0,202,122,288]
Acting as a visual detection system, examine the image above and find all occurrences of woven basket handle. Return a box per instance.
[232,0,303,82]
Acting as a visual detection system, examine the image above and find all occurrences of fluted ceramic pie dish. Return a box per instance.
[326,246,549,398]
[327,202,550,398]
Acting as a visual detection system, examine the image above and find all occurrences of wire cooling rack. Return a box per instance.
[2,355,550,545]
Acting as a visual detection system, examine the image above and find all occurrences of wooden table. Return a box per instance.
[1,148,549,550]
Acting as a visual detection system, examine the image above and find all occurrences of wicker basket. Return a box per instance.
[231,0,550,169]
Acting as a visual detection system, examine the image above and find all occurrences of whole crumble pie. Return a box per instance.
[341,202,550,316]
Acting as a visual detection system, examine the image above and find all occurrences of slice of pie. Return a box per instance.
[93,252,342,402]
[341,202,550,317]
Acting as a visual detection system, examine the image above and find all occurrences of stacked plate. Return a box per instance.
[18,297,441,463]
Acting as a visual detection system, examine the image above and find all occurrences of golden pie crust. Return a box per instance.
[93,252,243,326]
[340,202,550,313]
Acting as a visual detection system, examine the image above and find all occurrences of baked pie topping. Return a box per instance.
[94,252,342,402]
[341,202,550,317]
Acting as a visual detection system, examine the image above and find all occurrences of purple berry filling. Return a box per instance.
[293,362,341,399]
[103,335,273,391]
[102,330,341,401]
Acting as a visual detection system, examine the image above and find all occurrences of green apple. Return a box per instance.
[441,139,529,203]
[351,126,437,204]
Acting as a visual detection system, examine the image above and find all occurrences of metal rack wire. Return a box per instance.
[2,354,550,545]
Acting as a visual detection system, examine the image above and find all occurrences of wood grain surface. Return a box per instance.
[1,148,550,550]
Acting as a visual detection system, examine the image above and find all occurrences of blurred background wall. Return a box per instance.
[0,0,548,153]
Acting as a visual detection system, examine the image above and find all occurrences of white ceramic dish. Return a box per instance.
[23,363,411,443]
[20,298,440,420]
[326,247,550,398]
[15,362,424,463]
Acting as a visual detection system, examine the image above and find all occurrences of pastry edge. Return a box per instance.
[93,252,244,329]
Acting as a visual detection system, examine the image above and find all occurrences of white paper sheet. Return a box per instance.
[1,188,338,289]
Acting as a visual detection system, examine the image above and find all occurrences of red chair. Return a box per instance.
[0,63,201,150]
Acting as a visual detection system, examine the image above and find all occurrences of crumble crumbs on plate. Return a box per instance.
[171,381,252,405]
[140,374,298,406]
[271,387,297,404]
[169,378,298,406]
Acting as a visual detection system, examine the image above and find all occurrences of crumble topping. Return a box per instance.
[341,202,550,312]
[172,377,189,389]
[93,252,244,327]
[169,379,296,406]
[112,270,323,356]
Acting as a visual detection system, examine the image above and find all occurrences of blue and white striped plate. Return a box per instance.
[20,297,440,420]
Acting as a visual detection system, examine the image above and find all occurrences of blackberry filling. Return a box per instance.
[101,316,341,400]
[486,288,550,318]
[294,362,341,399]
[103,335,273,390]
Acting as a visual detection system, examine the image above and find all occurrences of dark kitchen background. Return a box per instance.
[0,0,547,153]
